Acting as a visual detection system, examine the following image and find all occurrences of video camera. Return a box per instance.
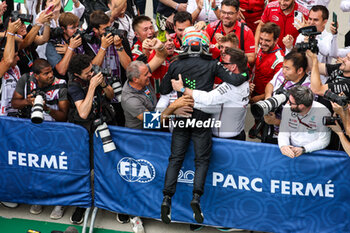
[295,26,321,54]
[104,26,127,40]
[251,88,289,119]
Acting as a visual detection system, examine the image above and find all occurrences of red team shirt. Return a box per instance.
[131,39,143,60]
[206,20,255,53]
[253,44,285,95]
[261,1,309,51]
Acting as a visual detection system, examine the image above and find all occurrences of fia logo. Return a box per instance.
[143,111,161,129]
[117,157,156,183]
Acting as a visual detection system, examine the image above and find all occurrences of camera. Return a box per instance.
[49,27,64,43]
[10,11,33,23]
[251,89,289,119]
[31,91,46,124]
[295,26,321,54]
[324,89,349,107]
[92,65,122,102]
[92,64,111,77]
[104,26,127,40]
[323,116,342,126]
[94,118,116,153]
[72,29,96,44]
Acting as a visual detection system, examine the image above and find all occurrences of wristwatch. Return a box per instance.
[301,146,306,154]
[116,46,124,52]
[180,87,186,93]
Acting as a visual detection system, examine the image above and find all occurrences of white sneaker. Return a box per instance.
[1,202,18,208]
[50,205,65,219]
[30,205,43,215]
[130,216,145,233]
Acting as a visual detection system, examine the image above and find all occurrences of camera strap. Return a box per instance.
[275,74,308,94]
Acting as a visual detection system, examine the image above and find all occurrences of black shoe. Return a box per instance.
[161,195,171,224]
[70,207,85,225]
[190,224,204,231]
[116,213,130,224]
[190,193,204,223]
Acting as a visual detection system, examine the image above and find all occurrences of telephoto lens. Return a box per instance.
[112,81,122,102]
[96,122,116,153]
[31,95,44,124]
[251,93,288,119]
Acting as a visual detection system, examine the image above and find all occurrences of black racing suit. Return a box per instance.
[160,55,248,197]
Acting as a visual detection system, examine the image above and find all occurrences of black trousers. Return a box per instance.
[163,110,212,197]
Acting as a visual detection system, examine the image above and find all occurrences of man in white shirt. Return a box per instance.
[278,85,331,158]
[284,5,337,82]
[107,0,135,49]
[171,47,250,140]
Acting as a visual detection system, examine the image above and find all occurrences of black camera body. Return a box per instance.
[49,27,64,44]
[73,29,96,44]
[11,11,33,23]
[295,26,321,54]
[92,65,111,77]
[104,26,127,40]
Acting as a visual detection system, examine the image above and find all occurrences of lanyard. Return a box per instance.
[297,115,312,129]
[22,49,34,67]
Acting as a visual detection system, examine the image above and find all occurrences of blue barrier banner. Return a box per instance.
[0,117,92,207]
[94,126,350,232]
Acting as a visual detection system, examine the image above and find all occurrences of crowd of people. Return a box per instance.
[1,0,350,232]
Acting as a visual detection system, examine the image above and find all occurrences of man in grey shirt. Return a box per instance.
[122,60,194,129]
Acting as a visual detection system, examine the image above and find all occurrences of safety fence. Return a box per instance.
[1,116,350,232]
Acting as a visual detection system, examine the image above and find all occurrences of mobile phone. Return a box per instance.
[46,4,54,14]
[294,10,303,24]
[333,12,338,33]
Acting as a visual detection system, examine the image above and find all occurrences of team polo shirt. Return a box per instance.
[253,44,285,95]
[131,39,143,61]
[206,20,255,53]
[261,1,309,51]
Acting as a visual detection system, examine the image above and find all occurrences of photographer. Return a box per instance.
[278,85,331,158]
[309,50,350,135]
[11,58,69,219]
[46,12,83,81]
[11,59,69,122]
[253,50,310,143]
[83,10,131,81]
[327,102,350,156]
[67,54,114,224]
[107,0,135,50]
[283,5,337,83]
